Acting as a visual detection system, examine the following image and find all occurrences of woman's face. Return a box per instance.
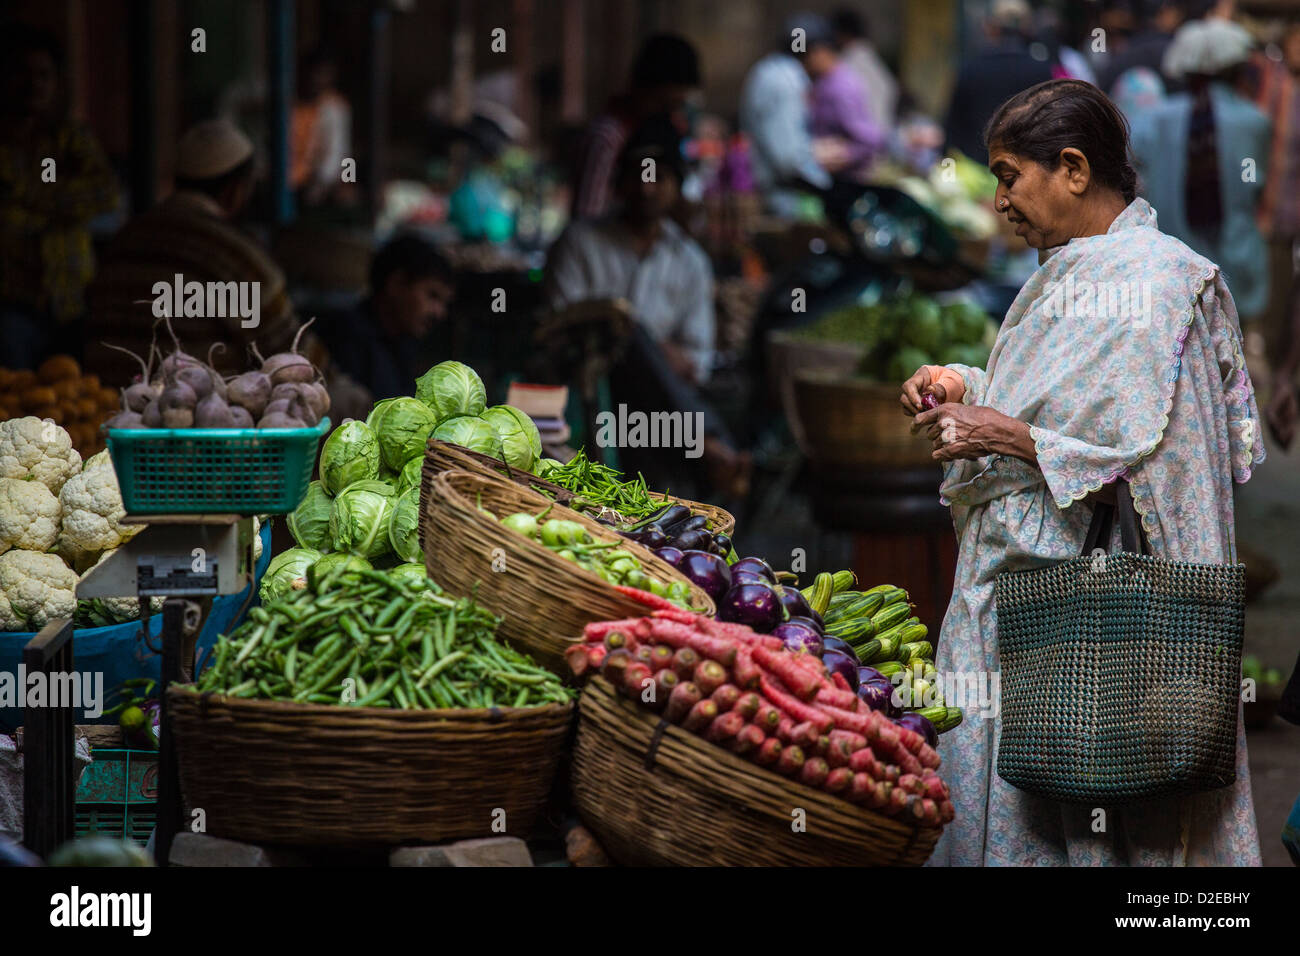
[988,144,1087,250]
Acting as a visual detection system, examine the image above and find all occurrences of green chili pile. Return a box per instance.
[194,566,572,709]
[537,450,663,522]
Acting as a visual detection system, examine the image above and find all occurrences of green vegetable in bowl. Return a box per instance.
[415,360,487,422]
[369,396,440,471]
[480,404,542,471]
[320,419,380,494]
[329,481,395,558]
[260,547,323,603]
[500,512,539,537]
[431,414,504,459]
[287,480,333,552]
[388,485,422,563]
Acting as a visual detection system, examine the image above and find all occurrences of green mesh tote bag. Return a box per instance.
[994,480,1244,804]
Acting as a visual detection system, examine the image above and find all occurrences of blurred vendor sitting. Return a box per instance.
[545,118,750,498]
[316,234,455,403]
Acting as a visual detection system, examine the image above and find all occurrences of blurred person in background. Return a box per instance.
[547,118,749,497]
[86,119,303,386]
[1128,19,1270,325]
[570,33,700,220]
[316,234,454,404]
[0,25,117,368]
[738,17,831,215]
[1256,22,1300,447]
[290,48,353,209]
[831,8,898,129]
[1095,0,1189,94]
[944,0,1054,164]
[795,13,887,183]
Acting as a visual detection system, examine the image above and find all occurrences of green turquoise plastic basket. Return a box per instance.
[106,418,329,515]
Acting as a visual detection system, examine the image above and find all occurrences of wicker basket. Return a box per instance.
[792,370,936,469]
[167,686,573,847]
[419,468,714,672]
[571,677,941,866]
[424,440,735,535]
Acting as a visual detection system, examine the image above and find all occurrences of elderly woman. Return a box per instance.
[901,79,1265,866]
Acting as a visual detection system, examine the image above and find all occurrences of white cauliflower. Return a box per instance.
[0,417,82,494]
[0,589,25,631]
[252,516,263,563]
[0,550,77,629]
[58,452,141,566]
[0,477,63,555]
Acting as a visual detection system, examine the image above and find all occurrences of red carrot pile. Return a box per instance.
[568,601,954,829]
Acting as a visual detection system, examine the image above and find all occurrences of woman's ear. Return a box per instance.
[1058,147,1092,196]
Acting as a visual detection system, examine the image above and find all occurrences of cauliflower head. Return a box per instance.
[58,453,140,562]
[0,477,62,555]
[0,589,25,631]
[0,417,83,494]
[0,550,77,629]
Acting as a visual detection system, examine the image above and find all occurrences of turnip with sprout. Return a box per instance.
[228,405,254,429]
[104,410,145,430]
[261,318,317,385]
[157,314,201,381]
[159,381,197,428]
[101,343,158,413]
[259,411,306,429]
[141,401,162,428]
[227,371,271,417]
[175,364,213,400]
[301,380,330,419]
[194,390,236,428]
[206,344,229,400]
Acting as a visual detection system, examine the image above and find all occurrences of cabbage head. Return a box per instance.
[320,419,380,494]
[480,405,542,471]
[259,548,322,604]
[431,415,504,459]
[388,485,422,563]
[286,480,333,552]
[396,455,423,493]
[415,361,486,422]
[307,551,373,589]
[329,481,395,558]
[369,396,440,471]
[388,562,438,591]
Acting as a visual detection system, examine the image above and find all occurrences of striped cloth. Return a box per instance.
[85,191,300,387]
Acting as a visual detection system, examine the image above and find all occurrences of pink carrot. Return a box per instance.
[921,773,948,803]
[752,645,822,701]
[706,710,745,744]
[799,756,830,788]
[683,698,718,733]
[694,660,728,697]
[711,683,741,713]
[756,736,783,766]
[831,671,853,694]
[823,767,853,794]
[776,715,797,743]
[732,647,761,690]
[849,748,884,778]
[665,681,702,723]
[650,606,697,624]
[730,723,765,756]
[919,798,941,828]
[652,667,679,709]
[758,674,833,734]
[649,619,739,667]
[622,661,653,699]
[897,773,924,796]
[938,800,956,824]
[753,703,782,734]
[584,619,642,642]
[732,691,762,721]
[818,703,875,737]
[816,686,860,711]
[670,646,700,681]
[616,585,679,612]
[564,643,592,678]
[776,744,806,777]
[849,772,875,804]
[917,742,941,770]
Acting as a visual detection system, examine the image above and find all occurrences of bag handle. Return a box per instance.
[1079,480,1150,557]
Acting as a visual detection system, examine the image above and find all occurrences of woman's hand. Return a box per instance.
[910,403,1036,463]
[900,367,947,416]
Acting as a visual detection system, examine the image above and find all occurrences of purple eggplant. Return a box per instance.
[730,556,776,583]
[786,614,825,636]
[678,549,732,601]
[858,678,894,714]
[822,649,859,692]
[654,546,685,568]
[776,585,814,622]
[857,665,885,685]
[714,532,733,555]
[622,527,669,549]
[896,712,938,748]
[820,636,859,663]
[717,582,783,632]
[672,529,713,552]
[730,569,771,588]
[773,620,824,657]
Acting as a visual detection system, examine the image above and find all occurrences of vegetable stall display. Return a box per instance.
[0,355,120,458]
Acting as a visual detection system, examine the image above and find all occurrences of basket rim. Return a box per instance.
[428,468,715,615]
[107,417,331,441]
[168,682,575,721]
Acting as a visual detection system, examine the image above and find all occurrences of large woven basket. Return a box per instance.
[167,686,573,847]
[792,370,935,469]
[425,440,735,535]
[419,467,714,673]
[571,677,941,866]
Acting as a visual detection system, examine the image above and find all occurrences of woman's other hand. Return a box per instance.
[911,403,1035,463]
[900,367,947,415]
[1266,380,1298,451]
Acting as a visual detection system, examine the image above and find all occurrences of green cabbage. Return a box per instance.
[388,485,422,563]
[480,404,542,471]
[286,480,333,552]
[259,548,323,604]
[320,419,380,494]
[307,551,373,589]
[397,455,423,493]
[369,396,440,471]
[388,562,437,590]
[431,415,504,459]
[328,482,395,558]
[415,361,486,422]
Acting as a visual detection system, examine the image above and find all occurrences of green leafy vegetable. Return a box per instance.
[431,415,504,459]
[260,547,323,603]
[415,360,487,422]
[388,485,422,563]
[329,482,395,558]
[481,404,542,471]
[369,396,440,471]
[286,480,333,552]
[320,419,380,494]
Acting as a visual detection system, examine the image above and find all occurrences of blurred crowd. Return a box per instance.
[2,1,1299,500]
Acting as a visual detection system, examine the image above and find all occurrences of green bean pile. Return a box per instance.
[539,450,663,522]
[195,567,573,709]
